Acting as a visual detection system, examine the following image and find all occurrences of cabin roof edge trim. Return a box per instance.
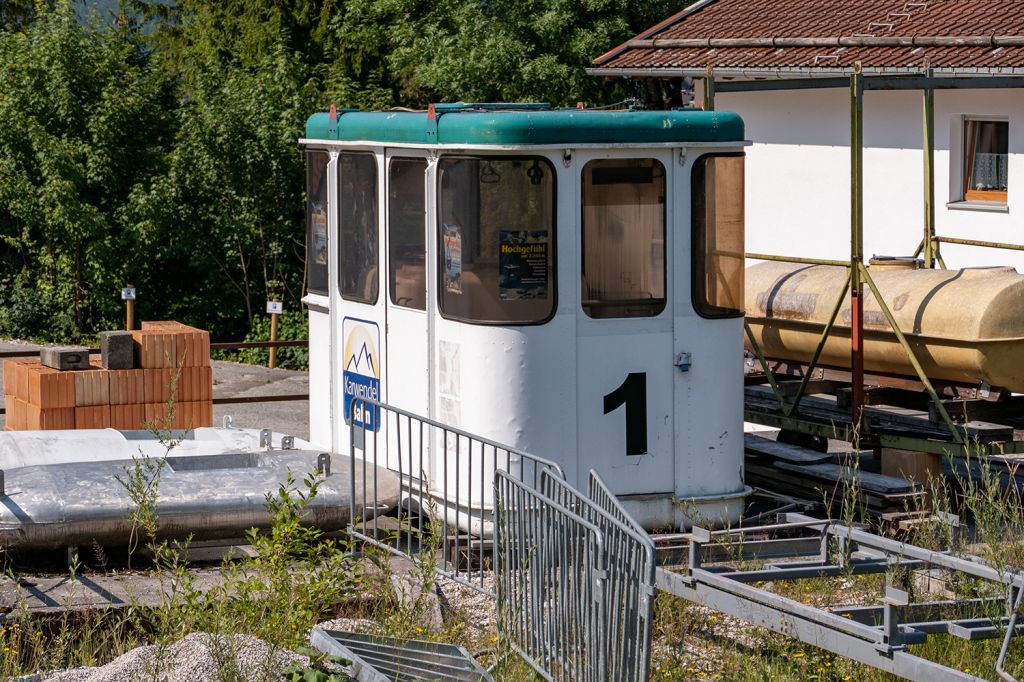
[303,109,744,145]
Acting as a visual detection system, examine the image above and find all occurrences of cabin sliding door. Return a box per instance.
[384,153,431,419]
[575,151,675,496]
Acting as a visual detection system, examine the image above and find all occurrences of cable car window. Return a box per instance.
[338,152,379,304]
[581,159,666,319]
[389,158,427,310]
[692,154,745,319]
[437,156,556,324]
[305,151,329,296]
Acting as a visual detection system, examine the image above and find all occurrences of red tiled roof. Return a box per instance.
[593,0,1024,74]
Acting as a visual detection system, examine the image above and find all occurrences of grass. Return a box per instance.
[5,404,1024,680]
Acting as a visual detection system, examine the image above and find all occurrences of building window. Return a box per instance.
[963,119,1008,203]
[581,159,666,319]
[338,152,379,304]
[305,151,329,296]
[389,158,427,310]
[692,154,744,319]
[437,156,556,325]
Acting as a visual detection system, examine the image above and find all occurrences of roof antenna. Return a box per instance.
[329,103,337,122]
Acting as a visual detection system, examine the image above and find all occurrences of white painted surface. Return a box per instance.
[307,307,331,449]
[717,87,1024,270]
[304,142,748,530]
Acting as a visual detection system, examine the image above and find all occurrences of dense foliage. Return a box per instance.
[0,0,679,342]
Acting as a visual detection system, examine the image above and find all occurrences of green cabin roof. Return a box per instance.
[303,104,744,146]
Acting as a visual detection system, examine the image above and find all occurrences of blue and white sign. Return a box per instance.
[342,317,381,432]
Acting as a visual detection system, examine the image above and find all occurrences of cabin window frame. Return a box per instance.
[691,152,745,320]
[580,157,668,320]
[435,154,559,327]
[337,151,380,305]
[305,150,330,297]
[960,117,1009,205]
[388,156,429,311]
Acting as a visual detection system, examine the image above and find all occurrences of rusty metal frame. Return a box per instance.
[740,64,965,443]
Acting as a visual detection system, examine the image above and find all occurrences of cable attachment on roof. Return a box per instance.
[527,160,544,185]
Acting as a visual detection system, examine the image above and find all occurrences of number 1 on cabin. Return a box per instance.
[603,372,648,456]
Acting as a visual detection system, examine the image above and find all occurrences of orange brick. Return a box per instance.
[4,359,32,402]
[141,321,209,367]
[25,403,75,430]
[109,403,147,430]
[75,405,111,430]
[109,369,145,405]
[143,368,180,404]
[143,402,174,429]
[132,330,179,369]
[5,397,22,430]
[3,360,23,401]
[28,365,76,409]
[74,362,110,407]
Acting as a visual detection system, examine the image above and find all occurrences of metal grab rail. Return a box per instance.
[347,397,565,596]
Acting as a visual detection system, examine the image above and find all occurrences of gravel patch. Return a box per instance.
[437,573,497,631]
[44,633,309,682]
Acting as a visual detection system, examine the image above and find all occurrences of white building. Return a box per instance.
[590,0,1024,270]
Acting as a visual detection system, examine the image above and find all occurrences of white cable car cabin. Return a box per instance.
[300,103,750,530]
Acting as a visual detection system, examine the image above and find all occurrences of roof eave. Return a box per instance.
[592,0,722,67]
[586,65,1024,79]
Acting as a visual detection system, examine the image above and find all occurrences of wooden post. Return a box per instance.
[125,284,135,331]
[268,311,279,369]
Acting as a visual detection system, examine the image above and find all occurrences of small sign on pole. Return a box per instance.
[267,300,283,368]
[122,285,136,330]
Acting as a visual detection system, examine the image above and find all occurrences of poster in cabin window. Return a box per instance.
[443,224,463,294]
[309,153,329,265]
[499,230,548,300]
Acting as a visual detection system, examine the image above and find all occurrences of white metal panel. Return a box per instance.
[307,306,332,449]
[334,149,389,454]
[428,150,576,502]
[673,148,747,526]
[575,149,675,497]
[384,151,430,418]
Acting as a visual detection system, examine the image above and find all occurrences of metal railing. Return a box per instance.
[347,397,565,596]
[494,471,606,682]
[658,512,1024,682]
[540,470,656,682]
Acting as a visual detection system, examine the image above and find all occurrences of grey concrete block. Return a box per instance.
[40,346,91,370]
[100,330,135,369]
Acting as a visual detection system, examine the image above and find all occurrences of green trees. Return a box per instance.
[0,3,174,339]
[0,0,682,342]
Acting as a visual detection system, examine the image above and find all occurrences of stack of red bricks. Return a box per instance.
[3,321,212,431]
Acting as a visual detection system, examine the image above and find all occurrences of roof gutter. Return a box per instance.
[586,66,1024,79]
[627,35,1024,49]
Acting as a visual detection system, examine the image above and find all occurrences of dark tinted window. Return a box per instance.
[437,157,556,324]
[338,153,379,303]
[305,151,329,296]
[581,159,666,319]
[692,154,744,318]
[389,158,427,310]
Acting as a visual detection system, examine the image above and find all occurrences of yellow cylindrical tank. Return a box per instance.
[744,260,1024,392]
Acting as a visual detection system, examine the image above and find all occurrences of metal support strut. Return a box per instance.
[850,65,865,430]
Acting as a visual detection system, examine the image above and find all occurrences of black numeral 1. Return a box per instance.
[603,372,648,456]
